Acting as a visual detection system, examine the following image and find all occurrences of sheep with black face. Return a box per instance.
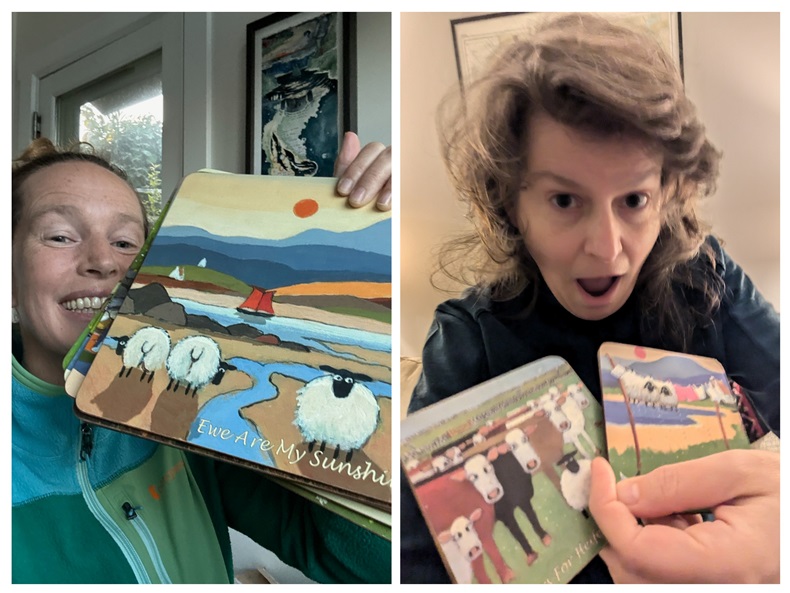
[557,450,592,518]
[294,365,380,462]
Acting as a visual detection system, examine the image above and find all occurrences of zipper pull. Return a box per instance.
[122,502,141,520]
[79,423,94,460]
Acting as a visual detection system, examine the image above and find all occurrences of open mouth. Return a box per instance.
[577,276,619,297]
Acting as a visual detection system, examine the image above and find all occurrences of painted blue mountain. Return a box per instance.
[160,219,391,256]
[143,242,390,288]
[602,355,726,389]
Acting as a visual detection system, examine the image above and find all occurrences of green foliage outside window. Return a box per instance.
[81,104,163,221]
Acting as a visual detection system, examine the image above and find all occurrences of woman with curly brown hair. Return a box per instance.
[402,13,778,584]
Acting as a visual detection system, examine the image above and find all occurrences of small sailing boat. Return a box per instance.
[168,266,185,281]
[237,286,276,317]
[197,258,207,268]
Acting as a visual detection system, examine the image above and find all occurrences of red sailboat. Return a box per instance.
[237,286,276,317]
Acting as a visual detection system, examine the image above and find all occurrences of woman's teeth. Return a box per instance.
[63,296,105,312]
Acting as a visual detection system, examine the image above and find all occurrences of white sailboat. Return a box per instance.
[168,265,185,281]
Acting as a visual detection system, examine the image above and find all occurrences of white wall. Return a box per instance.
[682,13,779,311]
[400,12,482,357]
[400,12,781,357]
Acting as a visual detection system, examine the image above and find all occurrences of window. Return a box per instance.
[58,51,164,219]
[24,14,184,215]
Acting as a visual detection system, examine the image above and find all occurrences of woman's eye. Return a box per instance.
[623,193,648,209]
[550,193,577,209]
[113,240,136,249]
[48,235,72,243]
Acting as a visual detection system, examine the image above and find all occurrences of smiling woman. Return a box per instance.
[12,139,148,385]
[11,136,392,584]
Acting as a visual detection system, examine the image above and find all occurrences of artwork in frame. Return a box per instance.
[451,12,683,88]
[246,12,356,176]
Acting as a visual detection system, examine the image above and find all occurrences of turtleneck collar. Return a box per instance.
[12,354,66,397]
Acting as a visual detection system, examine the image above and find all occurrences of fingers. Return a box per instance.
[334,131,362,177]
[590,457,717,583]
[614,449,778,519]
[592,452,781,583]
[334,132,392,211]
[642,513,704,529]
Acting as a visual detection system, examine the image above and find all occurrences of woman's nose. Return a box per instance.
[77,237,120,278]
[584,208,623,262]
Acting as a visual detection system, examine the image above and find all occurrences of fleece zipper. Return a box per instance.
[122,502,173,584]
[76,423,153,584]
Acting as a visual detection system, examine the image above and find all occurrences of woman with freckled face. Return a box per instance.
[11,137,392,584]
[12,160,146,385]
[401,13,779,585]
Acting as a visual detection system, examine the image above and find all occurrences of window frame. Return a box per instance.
[16,13,184,202]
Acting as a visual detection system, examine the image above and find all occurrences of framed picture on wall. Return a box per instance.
[246,12,357,176]
[451,12,683,88]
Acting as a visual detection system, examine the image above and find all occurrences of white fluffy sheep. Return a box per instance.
[658,380,679,411]
[165,335,236,397]
[557,452,592,518]
[640,377,661,407]
[294,365,380,462]
[612,365,672,409]
[115,326,171,383]
[611,364,645,404]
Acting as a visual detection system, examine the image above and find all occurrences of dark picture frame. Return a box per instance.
[451,12,683,88]
[245,12,356,176]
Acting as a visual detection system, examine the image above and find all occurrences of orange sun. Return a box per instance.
[293,199,319,218]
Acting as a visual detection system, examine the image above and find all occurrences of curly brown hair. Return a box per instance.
[12,137,151,238]
[436,13,723,346]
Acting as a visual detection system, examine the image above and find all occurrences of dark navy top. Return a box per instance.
[400,236,779,584]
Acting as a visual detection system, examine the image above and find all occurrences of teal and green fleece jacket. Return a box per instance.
[12,356,390,584]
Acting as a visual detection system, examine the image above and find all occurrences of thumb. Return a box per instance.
[614,449,775,518]
[588,456,641,549]
[334,131,361,177]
